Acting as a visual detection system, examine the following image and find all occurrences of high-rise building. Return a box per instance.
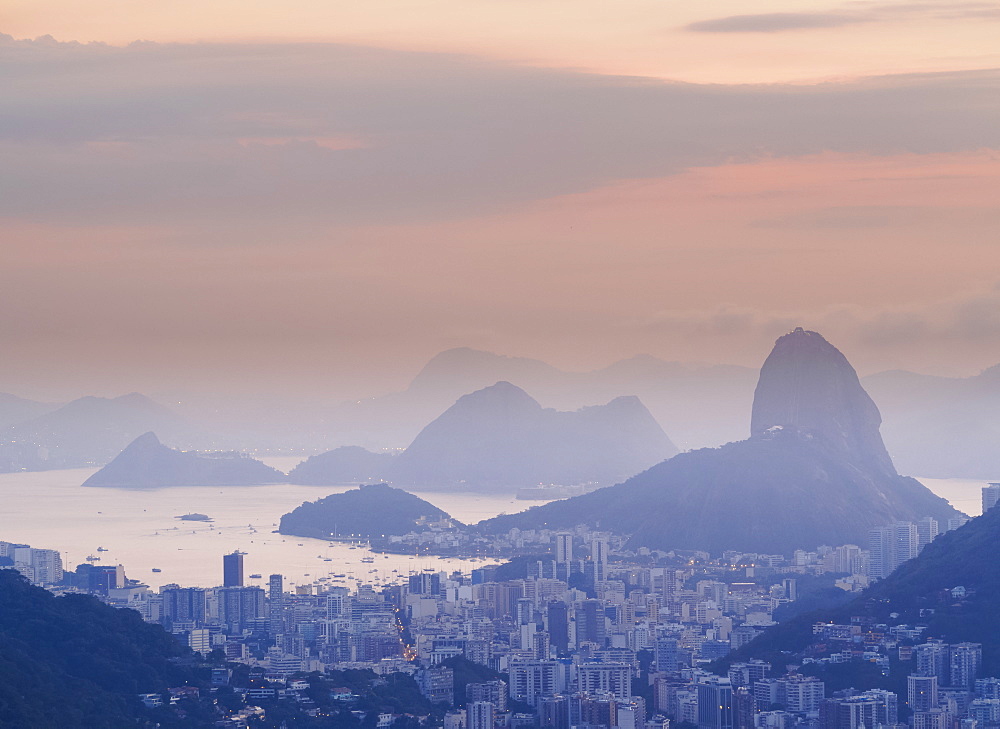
[819,691,898,729]
[616,697,647,729]
[734,687,754,729]
[728,661,771,690]
[223,551,244,587]
[162,586,207,624]
[575,599,607,647]
[417,665,455,705]
[969,699,1000,725]
[868,522,919,579]
[468,702,495,729]
[591,535,609,582]
[76,563,125,594]
[577,662,633,700]
[468,681,508,712]
[409,572,442,596]
[947,516,969,532]
[516,597,533,626]
[826,545,865,575]
[915,642,949,685]
[754,679,782,709]
[908,675,939,713]
[976,678,1000,700]
[913,709,949,729]
[217,586,265,632]
[916,517,940,552]
[13,547,63,586]
[268,574,284,636]
[781,579,797,601]
[780,675,825,713]
[508,660,562,706]
[189,628,212,654]
[326,586,349,618]
[555,533,574,564]
[539,696,570,729]
[578,696,617,728]
[547,601,570,654]
[533,631,551,660]
[444,710,467,729]
[983,483,1000,513]
[697,676,734,729]
[655,637,681,673]
[949,643,982,690]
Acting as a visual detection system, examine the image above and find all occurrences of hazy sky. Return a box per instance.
[3,1,1000,401]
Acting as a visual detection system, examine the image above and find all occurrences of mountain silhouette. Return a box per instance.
[82,432,285,488]
[478,329,961,554]
[290,381,677,490]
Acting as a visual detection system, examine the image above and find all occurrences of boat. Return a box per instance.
[85,555,100,562]
[361,556,375,563]
[96,547,108,552]
[249,573,262,579]
[151,568,161,573]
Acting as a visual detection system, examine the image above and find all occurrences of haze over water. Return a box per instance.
[0,459,530,588]
[0,461,983,588]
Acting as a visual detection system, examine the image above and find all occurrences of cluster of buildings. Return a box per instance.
[0,541,64,585]
[2,481,999,729]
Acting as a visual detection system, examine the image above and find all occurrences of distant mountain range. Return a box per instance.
[320,347,758,453]
[863,366,1000,479]
[4,343,1000,480]
[81,432,285,488]
[289,381,678,491]
[0,393,200,472]
[478,329,961,554]
[0,392,59,428]
[321,347,1000,480]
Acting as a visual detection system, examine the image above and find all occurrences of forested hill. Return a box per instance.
[0,569,198,728]
[279,482,458,539]
[727,503,1000,675]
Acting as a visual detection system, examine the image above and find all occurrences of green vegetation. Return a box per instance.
[279,483,458,539]
[0,569,201,728]
[724,505,1000,676]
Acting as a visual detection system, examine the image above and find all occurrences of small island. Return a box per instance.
[278,483,460,540]
[82,432,287,488]
[175,513,212,522]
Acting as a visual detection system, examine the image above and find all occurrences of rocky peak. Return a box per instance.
[120,431,163,452]
[449,381,542,413]
[750,328,897,477]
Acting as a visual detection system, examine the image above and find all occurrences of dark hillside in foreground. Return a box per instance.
[727,502,1000,675]
[0,569,197,728]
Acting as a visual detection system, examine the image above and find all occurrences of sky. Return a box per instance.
[2,0,1000,402]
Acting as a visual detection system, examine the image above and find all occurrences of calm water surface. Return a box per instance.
[0,462,982,589]
[915,477,985,517]
[0,457,543,589]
